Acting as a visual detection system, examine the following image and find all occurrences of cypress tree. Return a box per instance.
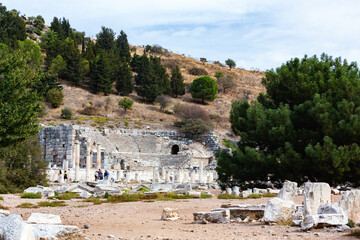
[115,30,131,63]
[115,62,133,96]
[150,56,171,94]
[90,52,114,95]
[171,65,185,98]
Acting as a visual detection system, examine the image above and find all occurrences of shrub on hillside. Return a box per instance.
[46,88,64,108]
[61,108,72,119]
[80,105,100,116]
[177,104,210,121]
[175,118,213,137]
[188,67,208,76]
[155,95,172,112]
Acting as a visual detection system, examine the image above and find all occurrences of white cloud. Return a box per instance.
[3,0,360,70]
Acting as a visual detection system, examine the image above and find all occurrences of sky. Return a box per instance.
[3,0,360,71]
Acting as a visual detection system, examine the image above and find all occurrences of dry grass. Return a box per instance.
[43,46,265,145]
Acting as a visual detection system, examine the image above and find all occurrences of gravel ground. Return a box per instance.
[2,193,357,240]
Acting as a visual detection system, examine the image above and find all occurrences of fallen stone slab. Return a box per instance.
[339,190,360,224]
[27,213,62,225]
[304,182,331,216]
[161,208,180,221]
[193,209,230,224]
[302,203,348,230]
[0,214,35,240]
[264,197,295,223]
[31,224,83,239]
[218,204,265,220]
[301,214,348,230]
[78,183,94,193]
[278,180,297,201]
[188,191,201,198]
[80,190,92,199]
[95,184,122,196]
[24,187,43,195]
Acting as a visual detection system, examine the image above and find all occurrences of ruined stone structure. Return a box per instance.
[39,125,219,184]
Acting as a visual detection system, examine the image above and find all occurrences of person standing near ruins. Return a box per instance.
[64,171,68,182]
[94,170,99,181]
[104,170,109,180]
[110,171,115,185]
[99,169,103,180]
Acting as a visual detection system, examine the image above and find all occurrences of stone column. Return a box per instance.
[152,167,157,183]
[71,144,76,169]
[85,139,91,181]
[96,143,102,170]
[161,167,166,180]
[199,161,204,183]
[166,170,171,183]
[183,171,189,183]
[64,160,68,172]
[174,170,180,183]
[135,173,140,183]
[190,171,195,184]
[74,140,80,181]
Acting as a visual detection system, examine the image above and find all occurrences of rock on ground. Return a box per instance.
[31,224,82,239]
[0,214,35,240]
[27,213,62,225]
[161,208,180,221]
[263,197,295,223]
[278,180,297,201]
[193,209,230,224]
[303,182,331,216]
[339,190,360,224]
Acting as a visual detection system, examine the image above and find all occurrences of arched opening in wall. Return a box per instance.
[171,145,179,155]
[120,160,125,170]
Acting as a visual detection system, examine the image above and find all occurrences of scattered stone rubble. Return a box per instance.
[0,212,85,240]
[193,180,360,234]
[161,208,180,221]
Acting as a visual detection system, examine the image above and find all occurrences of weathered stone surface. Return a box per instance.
[339,190,360,224]
[232,186,240,196]
[188,191,201,198]
[24,187,43,195]
[0,214,35,240]
[241,191,250,198]
[31,224,82,239]
[219,204,265,220]
[27,213,62,225]
[301,214,348,230]
[193,209,230,223]
[303,182,331,216]
[0,209,10,217]
[278,180,297,201]
[79,190,92,199]
[263,197,295,223]
[161,208,180,221]
[95,184,122,196]
[42,187,55,197]
[292,205,304,226]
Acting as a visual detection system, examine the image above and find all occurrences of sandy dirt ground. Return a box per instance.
[2,193,357,240]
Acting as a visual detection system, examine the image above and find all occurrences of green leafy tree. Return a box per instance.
[46,88,64,108]
[0,46,41,148]
[33,15,45,30]
[50,17,71,40]
[200,57,207,65]
[216,54,360,188]
[115,30,131,63]
[0,136,48,193]
[225,58,236,70]
[40,30,62,69]
[118,97,134,112]
[96,26,115,51]
[83,40,96,61]
[18,39,43,70]
[61,38,84,85]
[190,76,218,104]
[115,62,133,95]
[90,52,114,95]
[50,55,67,76]
[214,71,224,80]
[170,65,185,98]
[0,4,26,47]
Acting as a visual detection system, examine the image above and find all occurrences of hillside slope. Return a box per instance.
[43,46,265,141]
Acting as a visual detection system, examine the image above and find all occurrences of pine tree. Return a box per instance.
[90,52,114,95]
[96,26,115,51]
[171,65,185,98]
[150,56,171,94]
[115,30,131,63]
[135,54,161,103]
[115,62,133,96]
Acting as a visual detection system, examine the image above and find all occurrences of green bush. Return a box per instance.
[188,67,208,76]
[348,219,356,228]
[217,194,246,199]
[190,76,218,104]
[248,194,262,199]
[61,108,72,119]
[21,193,42,199]
[104,191,110,199]
[17,203,38,208]
[0,196,3,200]
[118,97,134,112]
[46,88,64,108]
[175,119,213,137]
[200,192,212,199]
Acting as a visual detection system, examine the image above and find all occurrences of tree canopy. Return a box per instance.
[225,58,236,70]
[190,76,218,104]
[216,54,360,188]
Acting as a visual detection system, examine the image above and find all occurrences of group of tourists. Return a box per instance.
[95,169,116,184]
